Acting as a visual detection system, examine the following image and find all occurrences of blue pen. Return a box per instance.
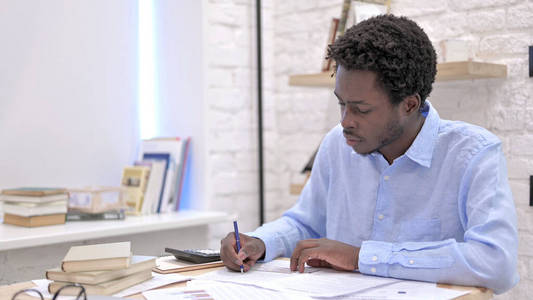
[233,220,244,273]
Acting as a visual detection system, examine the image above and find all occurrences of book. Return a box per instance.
[0,193,69,203]
[321,18,339,72]
[47,255,155,285]
[3,200,67,217]
[121,166,150,215]
[140,138,185,213]
[136,160,166,214]
[1,187,67,197]
[173,137,191,211]
[153,256,224,274]
[141,153,171,213]
[61,241,131,272]
[48,269,152,296]
[3,213,66,227]
[66,209,125,221]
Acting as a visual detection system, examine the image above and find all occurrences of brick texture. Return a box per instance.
[204,1,533,298]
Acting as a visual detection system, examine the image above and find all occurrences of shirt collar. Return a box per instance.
[404,100,440,168]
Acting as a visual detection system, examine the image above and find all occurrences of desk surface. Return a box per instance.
[0,264,493,300]
[0,210,232,251]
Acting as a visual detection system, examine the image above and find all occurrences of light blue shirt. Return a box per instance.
[249,102,519,294]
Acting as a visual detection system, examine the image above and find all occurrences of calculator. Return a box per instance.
[165,248,221,264]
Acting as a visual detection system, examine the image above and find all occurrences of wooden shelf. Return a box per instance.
[288,61,507,87]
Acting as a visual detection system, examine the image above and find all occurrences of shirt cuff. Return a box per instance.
[246,231,283,262]
[358,240,392,277]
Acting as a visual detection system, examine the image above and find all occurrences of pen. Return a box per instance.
[233,220,244,273]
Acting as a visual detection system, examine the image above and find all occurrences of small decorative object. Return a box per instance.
[68,186,126,214]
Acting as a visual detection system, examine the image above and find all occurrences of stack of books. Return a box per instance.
[0,187,68,227]
[46,241,155,296]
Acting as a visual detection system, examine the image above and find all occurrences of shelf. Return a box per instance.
[0,210,233,251]
[288,61,507,87]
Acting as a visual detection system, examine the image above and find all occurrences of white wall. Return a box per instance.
[152,0,207,209]
[0,0,208,209]
[0,0,139,189]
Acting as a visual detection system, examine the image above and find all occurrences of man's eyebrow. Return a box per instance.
[333,91,369,105]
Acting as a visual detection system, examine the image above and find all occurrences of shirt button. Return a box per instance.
[384,175,390,180]
[409,260,414,265]
[378,214,384,220]
[372,256,378,261]
[371,267,377,273]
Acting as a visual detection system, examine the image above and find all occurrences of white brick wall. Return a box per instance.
[204,0,533,298]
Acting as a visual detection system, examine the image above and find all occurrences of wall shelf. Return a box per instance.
[288,61,507,87]
[0,210,233,251]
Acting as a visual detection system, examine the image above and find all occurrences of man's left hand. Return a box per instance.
[290,238,360,273]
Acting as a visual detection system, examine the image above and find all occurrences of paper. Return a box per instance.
[334,281,470,300]
[113,272,190,297]
[31,273,190,299]
[30,279,76,300]
[253,259,320,273]
[195,260,398,298]
[144,280,313,300]
[269,269,399,298]
[196,267,292,288]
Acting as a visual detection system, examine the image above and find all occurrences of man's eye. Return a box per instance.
[338,102,346,107]
[357,108,370,114]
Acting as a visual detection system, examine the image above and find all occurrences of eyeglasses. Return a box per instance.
[12,283,87,300]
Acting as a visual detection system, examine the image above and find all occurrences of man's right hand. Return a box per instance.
[220,232,266,272]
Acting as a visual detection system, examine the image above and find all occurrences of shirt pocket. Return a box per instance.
[397,218,441,242]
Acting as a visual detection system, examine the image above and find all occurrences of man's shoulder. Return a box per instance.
[321,124,346,149]
[438,119,501,151]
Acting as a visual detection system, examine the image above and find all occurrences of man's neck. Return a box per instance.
[380,114,426,165]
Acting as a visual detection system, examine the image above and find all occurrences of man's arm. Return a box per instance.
[246,138,332,262]
[358,143,518,294]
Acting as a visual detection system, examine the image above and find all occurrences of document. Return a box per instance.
[195,260,398,298]
[253,259,320,273]
[143,281,313,300]
[113,272,190,297]
[268,269,399,298]
[334,280,470,300]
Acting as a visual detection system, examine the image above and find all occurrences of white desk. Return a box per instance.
[0,210,232,284]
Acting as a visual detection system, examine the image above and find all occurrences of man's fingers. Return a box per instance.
[290,239,319,271]
[297,248,313,273]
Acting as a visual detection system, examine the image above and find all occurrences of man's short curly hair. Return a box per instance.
[327,14,436,105]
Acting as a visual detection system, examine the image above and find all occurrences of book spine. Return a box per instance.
[174,137,191,211]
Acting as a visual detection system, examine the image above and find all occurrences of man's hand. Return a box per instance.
[290,238,360,273]
[220,232,266,272]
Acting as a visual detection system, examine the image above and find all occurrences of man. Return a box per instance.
[220,14,519,294]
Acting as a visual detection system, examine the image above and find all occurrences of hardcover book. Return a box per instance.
[3,213,66,227]
[3,200,68,217]
[61,242,131,272]
[1,187,67,197]
[47,255,155,285]
[66,209,125,221]
[0,193,69,203]
[48,269,152,296]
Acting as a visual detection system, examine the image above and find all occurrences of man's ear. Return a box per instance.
[402,94,421,115]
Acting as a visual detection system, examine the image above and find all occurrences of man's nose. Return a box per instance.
[341,109,358,129]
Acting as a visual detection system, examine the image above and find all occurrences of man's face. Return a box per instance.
[334,66,405,156]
